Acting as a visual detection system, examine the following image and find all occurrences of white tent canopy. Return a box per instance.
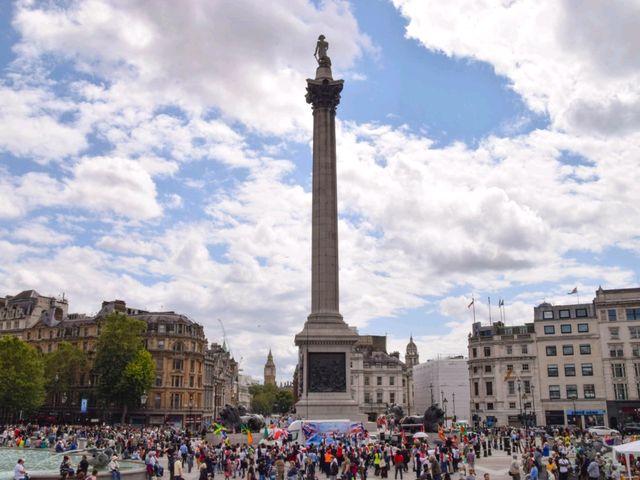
[613,440,640,479]
[614,440,640,454]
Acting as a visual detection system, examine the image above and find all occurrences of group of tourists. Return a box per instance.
[5,422,640,480]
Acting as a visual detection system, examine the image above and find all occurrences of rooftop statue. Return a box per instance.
[314,34,331,67]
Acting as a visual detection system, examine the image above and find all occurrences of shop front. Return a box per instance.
[607,402,640,429]
[567,409,605,428]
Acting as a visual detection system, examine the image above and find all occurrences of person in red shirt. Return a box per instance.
[394,451,404,480]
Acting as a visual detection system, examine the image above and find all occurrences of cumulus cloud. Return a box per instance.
[391,0,640,137]
[12,0,373,136]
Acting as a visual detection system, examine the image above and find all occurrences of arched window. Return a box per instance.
[173,341,184,352]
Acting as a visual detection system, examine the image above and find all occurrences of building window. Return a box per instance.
[474,402,480,410]
[171,375,183,387]
[155,375,162,387]
[472,347,477,358]
[508,380,515,395]
[547,364,559,377]
[543,311,554,320]
[561,324,572,334]
[544,325,555,334]
[172,359,184,370]
[389,392,395,403]
[487,402,494,410]
[565,364,576,376]
[630,327,640,339]
[154,394,162,409]
[577,323,589,333]
[364,392,370,403]
[563,345,574,355]
[364,376,370,386]
[376,392,383,404]
[376,376,382,386]
[170,393,182,409]
[582,363,594,376]
[474,382,479,396]
[389,376,395,386]
[610,327,620,339]
[612,363,626,378]
[634,363,640,378]
[610,344,624,357]
[627,308,640,321]
[546,346,557,356]
[473,366,479,373]
[521,345,528,354]
[484,365,492,373]
[633,344,640,357]
[158,340,165,349]
[566,384,578,399]
[608,309,617,321]
[509,402,517,409]
[559,310,571,319]
[583,384,596,399]
[549,385,561,400]
[507,364,513,372]
[579,344,591,355]
[484,347,491,357]
[506,345,513,354]
[524,380,531,394]
[522,363,530,371]
[614,383,628,400]
[576,308,588,318]
[486,381,493,396]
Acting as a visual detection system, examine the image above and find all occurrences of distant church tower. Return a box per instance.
[405,335,419,368]
[264,349,277,386]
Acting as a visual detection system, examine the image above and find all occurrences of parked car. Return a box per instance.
[587,426,620,436]
[622,423,640,435]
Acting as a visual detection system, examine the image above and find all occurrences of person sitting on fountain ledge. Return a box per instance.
[14,458,29,480]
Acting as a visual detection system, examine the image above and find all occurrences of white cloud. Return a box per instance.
[12,0,373,137]
[391,0,640,136]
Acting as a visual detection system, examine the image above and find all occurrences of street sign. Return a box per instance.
[80,398,88,413]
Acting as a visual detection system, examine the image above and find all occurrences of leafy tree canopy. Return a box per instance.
[44,341,89,395]
[93,312,153,419]
[0,336,46,418]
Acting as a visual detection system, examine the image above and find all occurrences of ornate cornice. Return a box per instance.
[306,79,344,112]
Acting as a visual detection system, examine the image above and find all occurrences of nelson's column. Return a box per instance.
[294,35,364,421]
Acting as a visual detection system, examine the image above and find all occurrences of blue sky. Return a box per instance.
[1,0,639,381]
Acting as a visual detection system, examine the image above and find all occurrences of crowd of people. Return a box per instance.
[4,423,640,480]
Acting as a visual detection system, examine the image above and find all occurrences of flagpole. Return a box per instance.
[472,296,476,323]
[577,288,580,304]
[488,297,492,325]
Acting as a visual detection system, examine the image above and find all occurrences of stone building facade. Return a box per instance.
[468,321,540,427]
[350,335,413,421]
[0,290,238,427]
[467,286,640,429]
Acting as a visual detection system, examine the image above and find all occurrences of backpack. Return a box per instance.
[331,462,339,476]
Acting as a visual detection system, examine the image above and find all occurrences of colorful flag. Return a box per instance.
[247,430,253,445]
[568,287,578,295]
[263,425,269,439]
[504,369,513,381]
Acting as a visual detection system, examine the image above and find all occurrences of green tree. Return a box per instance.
[44,341,89,398]
[249,383,293,415]
[93,312,154,423]
[274,389,293,414]
[0,336,46,421]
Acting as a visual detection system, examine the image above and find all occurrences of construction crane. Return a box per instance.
[217,318,231,356]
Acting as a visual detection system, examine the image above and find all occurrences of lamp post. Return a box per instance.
[443,397,448,428]
[188,398,193,432]
[530,384,536,427]
[430,383,434,406]
[61,392,68,425]
[452,392,456,421]
[517,378,523,427]
[140,392,148,427]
